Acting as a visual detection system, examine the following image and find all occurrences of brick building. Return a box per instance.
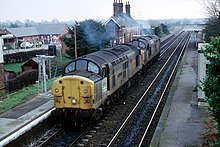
[5,24,68,49]
[105,0,143,45]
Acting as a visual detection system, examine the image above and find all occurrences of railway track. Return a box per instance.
[106,31,191,146]
[31,126,88,147]
[8,31,189,147]
[72,31,192,146]
[160,31,184,57]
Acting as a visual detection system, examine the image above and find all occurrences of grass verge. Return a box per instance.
[0,77,57,114]
[4,62,24,72]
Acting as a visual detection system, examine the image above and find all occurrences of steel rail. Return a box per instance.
[106,32,190,147]
[138,32,191,147]
[32,127,61,147]
[160,31,185,57]
[160,30,183,49]
[68,128,90,147]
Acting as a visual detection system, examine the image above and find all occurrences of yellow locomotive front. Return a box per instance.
[52,75,94,110]
[51,58,104,126]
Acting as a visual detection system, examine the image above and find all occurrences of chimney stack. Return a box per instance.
[113,0,124,16]
[118,0,123,14]
[113,0,119,16]
[125,1,131,17]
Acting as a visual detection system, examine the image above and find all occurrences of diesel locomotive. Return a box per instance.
[51,35,160,126]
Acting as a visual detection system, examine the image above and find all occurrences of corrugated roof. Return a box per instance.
[7,27,39,37]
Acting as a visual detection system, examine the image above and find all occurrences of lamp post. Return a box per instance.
[74,25,77,59]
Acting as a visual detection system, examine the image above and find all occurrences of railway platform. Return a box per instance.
[0,93,54,146]
[150,33,208,146]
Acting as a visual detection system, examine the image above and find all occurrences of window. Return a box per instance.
[118,72,122,78]
[76,60,87,70]
[65,62,75,73]
[112,75,116,88]
[123,71,126,78]
[149,47,152,56]
[136,55,139,67]
[146,44,149,50]
[139,42,145,48]
[123,63,126,70]
[88,62,99,74]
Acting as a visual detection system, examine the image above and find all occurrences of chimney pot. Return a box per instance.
[125,1,131,17]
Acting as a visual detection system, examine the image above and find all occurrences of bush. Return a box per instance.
[200,37,220,134]
[5,70,38,92]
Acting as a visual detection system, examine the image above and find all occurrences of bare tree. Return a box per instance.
[203,0,220,42]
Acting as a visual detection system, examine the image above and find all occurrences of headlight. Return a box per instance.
[83,89,88,94]
[55,88,59,93]
[72,99,77,104]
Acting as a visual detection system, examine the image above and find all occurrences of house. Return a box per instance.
[5,27,39,49]
[36,23,68,44]
[105,0,143,45]
[5,23,68,49]
[59,31,71,55]
[0,29,6,36]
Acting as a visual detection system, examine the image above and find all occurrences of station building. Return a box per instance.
[105,0,143,45]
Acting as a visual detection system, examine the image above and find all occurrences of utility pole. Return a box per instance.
[74,22,80,59]
[74,25,77,59]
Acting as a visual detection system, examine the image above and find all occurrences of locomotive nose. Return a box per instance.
[52,76,94,109]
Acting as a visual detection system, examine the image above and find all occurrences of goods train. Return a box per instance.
[51,35,160,126]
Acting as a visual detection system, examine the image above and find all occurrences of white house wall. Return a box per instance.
[198,43,209,102]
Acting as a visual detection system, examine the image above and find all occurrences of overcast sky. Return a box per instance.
[0,0,205,22]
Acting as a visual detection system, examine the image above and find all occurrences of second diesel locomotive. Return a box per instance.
[51,35,160,126]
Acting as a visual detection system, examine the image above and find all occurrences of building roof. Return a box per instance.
[105,13,139,28]
[6,24,67,38]
[21,57,40,66]
[0,29,7,36]
[36,24,66,35]
[7,27,39,37]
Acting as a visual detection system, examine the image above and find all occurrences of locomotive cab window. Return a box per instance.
[139,41,145,48]
[76,60,87,70]
[88,62,99,74]
[65,61,75,73]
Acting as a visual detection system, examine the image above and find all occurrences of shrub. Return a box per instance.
[200,37,220,134]
[5,70,38,92]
